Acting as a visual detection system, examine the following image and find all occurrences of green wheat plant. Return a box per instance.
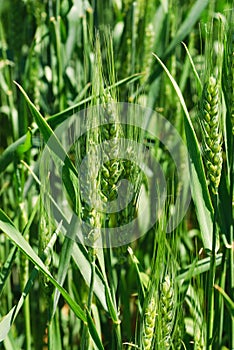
[0,1,233,350]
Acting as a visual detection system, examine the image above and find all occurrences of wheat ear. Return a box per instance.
[159,275,174,349]
[200,76,223,194]
[142,295,157,350]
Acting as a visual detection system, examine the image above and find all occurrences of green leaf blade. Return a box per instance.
[0,209,86,323]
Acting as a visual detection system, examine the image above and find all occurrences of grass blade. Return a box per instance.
[214,284,234,318]
[51,235,75,318]
[0,209,86,323]
[85,307,105,350]
[181,41,202,93]
[177,253,223,281]
[14,81,79,210]
[0,307,16,342]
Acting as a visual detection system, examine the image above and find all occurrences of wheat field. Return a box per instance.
[0,1,233,349]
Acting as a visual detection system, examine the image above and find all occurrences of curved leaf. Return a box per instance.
[0,209,86,323]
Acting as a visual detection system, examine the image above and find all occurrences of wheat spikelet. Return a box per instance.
[100,101,143,249]
[159,275,174,349]
[200,76,223,194]
[78,34,143,247]
[142,295,157,350]
[99,98,125,208]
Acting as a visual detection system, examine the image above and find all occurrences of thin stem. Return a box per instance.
[18,164,31,350]
[88,251,96,310]
[81,248,96,350]
[212,247,226,349]
[24,266,31,350]
[105,247,122,349]
[114,320,122,350]
[206,194,218,349]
